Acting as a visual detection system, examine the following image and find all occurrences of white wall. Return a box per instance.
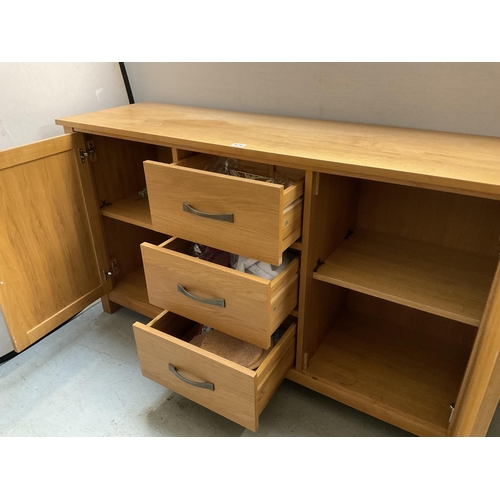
[0,62,129,150]
[125,62,500,137]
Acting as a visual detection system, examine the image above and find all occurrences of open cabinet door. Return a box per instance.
[0,133,110,352]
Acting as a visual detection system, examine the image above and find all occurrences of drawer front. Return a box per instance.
[133,311,297,431]
[144,159,303,265]
[141,238,300,349]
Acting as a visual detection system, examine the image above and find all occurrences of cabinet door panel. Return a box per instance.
[0,133,107,352]
[450,259,500,436]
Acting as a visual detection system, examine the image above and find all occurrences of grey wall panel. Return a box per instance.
[125,62,500,137]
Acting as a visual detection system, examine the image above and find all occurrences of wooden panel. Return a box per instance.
[156,146,173,164]
[101,195,153,230]
[100,218,166,318]
[56,102,500,199]
[357,181,500,257]
[0,134,105,352]
[255,322,296,414]
[286,368,437,438]
[133,313,258,431]
[314,229,497,326]
[88,135,159,206]
[297,173,360,370]
[0,134,77,171]
[283,179,305,207]
[141,240,299,349]
[269,274,299,334]
[102,217,167,286]
[450,261,500,436]
[172,148,196,163]
[269,256,299,296]
[303,293,476,437]
[101,294,121,314]
[282,197,303,243]
[144,160,288,265]
[108,268,163,319]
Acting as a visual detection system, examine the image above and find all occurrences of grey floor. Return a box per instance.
[1,302,499,437]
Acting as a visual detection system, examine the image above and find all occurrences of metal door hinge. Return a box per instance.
[449,403,455,422]
[103,260,119,280]
[79,140,97,163]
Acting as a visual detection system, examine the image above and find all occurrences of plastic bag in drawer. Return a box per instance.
[204,156,294,187]
[190,243,231,267]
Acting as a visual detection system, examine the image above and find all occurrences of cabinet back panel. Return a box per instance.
[88,135,161,205]
[356,181,500,257]
[103,218,167,284]
[346,290,477,351]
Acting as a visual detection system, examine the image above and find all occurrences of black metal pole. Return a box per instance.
[119,62,135,104]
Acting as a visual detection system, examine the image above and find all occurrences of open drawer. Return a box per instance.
[143,154,304,265]
[141,237,300,349]
[133,312,297,431]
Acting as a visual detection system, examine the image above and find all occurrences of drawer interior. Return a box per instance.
[174,153,305,190]
[159,236,299,275]
[149,311,200,343]
[147,311,296,373]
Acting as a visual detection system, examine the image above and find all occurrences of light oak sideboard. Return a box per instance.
[1,103,499,436]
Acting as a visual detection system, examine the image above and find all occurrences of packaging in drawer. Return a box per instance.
[141,237,300,349]
[143,154,304,265]
[133,312,297,431]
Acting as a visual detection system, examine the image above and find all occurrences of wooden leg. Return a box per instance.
[101,294,121,314]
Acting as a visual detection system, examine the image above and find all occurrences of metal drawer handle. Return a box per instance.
[183,202,234,223]
[168,364,214,391]
[177,284,225,308]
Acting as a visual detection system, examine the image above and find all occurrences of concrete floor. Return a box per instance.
[1,302,499,437]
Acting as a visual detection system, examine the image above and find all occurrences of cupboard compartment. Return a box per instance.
[87,134,173,230]
[300,289,477,436]
[312,175,500,327]
[101,218,169,318]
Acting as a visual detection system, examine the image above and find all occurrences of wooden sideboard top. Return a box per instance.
[56,102,500,198]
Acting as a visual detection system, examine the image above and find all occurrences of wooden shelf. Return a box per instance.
[101,195,153,230]
[108,267,163,319]
[303,309,474,436]
[313,229,497,326]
